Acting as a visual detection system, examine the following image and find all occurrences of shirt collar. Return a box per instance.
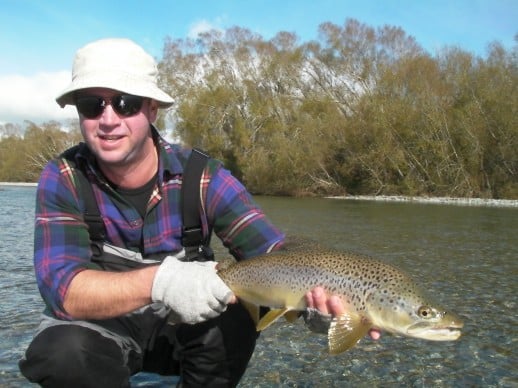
[153,126,185,178]
[74,125,186,185]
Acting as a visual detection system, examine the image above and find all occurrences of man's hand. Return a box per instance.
[152,255,234,324]
[305,287,381,340]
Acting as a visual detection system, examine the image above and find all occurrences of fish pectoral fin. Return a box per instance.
[328,313,370,355]
[240,300,260,326]
[257,308,291,331]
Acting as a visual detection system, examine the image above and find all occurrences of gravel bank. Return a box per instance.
[328,195,518,208]
[0,182,37,187]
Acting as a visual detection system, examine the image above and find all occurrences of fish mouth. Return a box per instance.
[407,320,464,341]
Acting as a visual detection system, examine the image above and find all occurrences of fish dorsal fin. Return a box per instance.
[328,312,370,355]
[282,236,325,252]
[257,308,291,331]
[216,257,237,271]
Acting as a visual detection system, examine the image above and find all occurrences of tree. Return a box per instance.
[156,19,517,198]
[0,120,81,182]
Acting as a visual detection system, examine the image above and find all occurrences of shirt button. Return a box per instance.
[130,219,142,227]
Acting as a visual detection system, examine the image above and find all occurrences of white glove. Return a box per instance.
[151,255,233,324]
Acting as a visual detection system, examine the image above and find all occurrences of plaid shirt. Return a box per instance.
[34,128,284,319]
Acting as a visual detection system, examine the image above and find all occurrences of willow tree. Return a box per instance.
[0,120,81,182]
[158,19,517,198]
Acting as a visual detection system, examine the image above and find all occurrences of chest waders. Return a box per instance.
[64,147,213,269]
[20,148,259,387]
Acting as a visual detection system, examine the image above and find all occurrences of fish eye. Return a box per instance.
[417,306,434,319]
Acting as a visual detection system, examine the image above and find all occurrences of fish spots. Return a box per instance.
[219,247,452,337]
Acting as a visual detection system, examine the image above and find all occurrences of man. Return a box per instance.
[19,38,377,387]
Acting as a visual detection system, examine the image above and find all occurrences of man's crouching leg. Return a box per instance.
[19,324,133,388]
[173,302,258,388]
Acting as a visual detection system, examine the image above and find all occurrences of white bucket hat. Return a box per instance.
[56,38,174,108]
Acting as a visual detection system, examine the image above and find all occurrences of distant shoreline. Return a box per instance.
[328,195,518,208]
[0,182,37,187]
[1,182,517,208]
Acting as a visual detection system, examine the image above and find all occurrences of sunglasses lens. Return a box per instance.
[76,96,104,119]
[112,95,144,117]
[75,94,144,118]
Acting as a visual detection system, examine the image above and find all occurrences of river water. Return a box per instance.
[0,186,516,387]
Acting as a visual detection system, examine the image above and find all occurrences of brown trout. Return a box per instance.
[217,245,463,354]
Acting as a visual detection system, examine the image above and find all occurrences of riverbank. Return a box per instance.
[0,182,37,187]
[329,195,518,208]
[1,182,517,208]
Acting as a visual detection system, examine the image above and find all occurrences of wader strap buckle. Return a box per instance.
[181,227,204,247]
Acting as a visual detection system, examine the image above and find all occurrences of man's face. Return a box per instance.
[76,88,158,170]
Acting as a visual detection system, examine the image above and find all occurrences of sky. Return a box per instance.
[0,0,516,126]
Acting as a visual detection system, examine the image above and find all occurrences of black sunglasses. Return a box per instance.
[75,94,144,119]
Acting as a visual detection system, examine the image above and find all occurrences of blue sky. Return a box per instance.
[0,0,516,125]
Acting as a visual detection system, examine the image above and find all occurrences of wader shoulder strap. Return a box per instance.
[61,147,105,242]
[62,146,211,256]
[181,148,210,248]
[75,170,105,242]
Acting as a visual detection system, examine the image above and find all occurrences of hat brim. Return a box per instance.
[56,70,174,108]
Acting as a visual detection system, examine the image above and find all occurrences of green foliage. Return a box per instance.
[0,120,81,182]
[2,20,516,199]
[158,19,517,198]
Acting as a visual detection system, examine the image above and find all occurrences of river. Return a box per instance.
[0,186,516,387]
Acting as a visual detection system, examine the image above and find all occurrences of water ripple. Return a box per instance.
[1,188,516,386]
